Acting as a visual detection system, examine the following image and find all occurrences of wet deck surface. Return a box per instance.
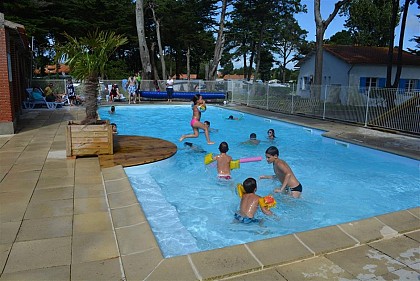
[98,135,177,168]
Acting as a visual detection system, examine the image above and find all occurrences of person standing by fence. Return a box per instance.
[166,75,174,102]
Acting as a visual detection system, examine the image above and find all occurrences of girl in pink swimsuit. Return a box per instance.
[179,94,214,145]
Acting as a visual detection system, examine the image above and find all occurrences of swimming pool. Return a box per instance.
[99,105,419,258]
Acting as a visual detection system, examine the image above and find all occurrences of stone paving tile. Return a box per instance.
[0,152,20,166]
[295,225,358,255]
[146,255,198,281]
[102,165,127,181]
[0,243,12,271]
[74,183,105,198]
[104,177,133,193]
[370,267,420,280]
[73,197,108,215]
[246,234,314,267]
[73,212,113,234]
[110,204,146,228]
[43,159,75,170]
[107,189,138,209]
[24,199,73,219]
[36,176,74,189]
[369,235,420,269]
[40,167,75,179]
[30,186,74,203]
[0,221,20,244]
[72,231,119,264]
[338,217,397,243]
[224,267,287,281]
[3,236,71,273]
[0,265,70,281]
[115,223,159,255]
[70,257,122,281]
[405,230,420,242]
[190,244,261,280]
[0,203,27,223]
[7,162,43,173]
[121,249,164,281]
[325,244,406,280]
[376,210,420,233]
[16,216,72,242]
[276,256,356,280]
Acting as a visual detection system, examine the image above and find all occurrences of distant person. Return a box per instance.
[109,106,115,114]
[109,84,120,102]
[127,75,137,104]
[179,94,214,145]
[66,78,76,106]
[184,142,206,153]
[135,72,142,101]
[212,141,232,180]
[111,123,118,134]
[242,133,260,145]
[166,75,174,102]
[44,83,55,102]
[267,128,276,140]
[153,80,160,91]
[203,121,218,133]
[227,115,239,120]
[260,146,302,198]
[234,177,273,224]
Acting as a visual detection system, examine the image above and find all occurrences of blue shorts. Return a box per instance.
[234,213,259,224]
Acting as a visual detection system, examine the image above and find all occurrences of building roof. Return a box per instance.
[296,45,420,67]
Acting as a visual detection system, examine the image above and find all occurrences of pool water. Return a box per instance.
[99,105,420,258]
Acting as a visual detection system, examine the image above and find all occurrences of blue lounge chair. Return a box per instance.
[23,88,64,109]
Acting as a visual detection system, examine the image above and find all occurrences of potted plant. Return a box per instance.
[57,30,128,156]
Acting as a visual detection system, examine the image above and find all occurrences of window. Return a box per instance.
[365,77,377,88]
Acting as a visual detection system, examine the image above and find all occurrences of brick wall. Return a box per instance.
[0,27,13,123]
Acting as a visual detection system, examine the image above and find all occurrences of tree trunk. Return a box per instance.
[187,47,191,80]
[386,0,399,88]
[392,0,410,88]
[247,41,256,80]
[150,42,160,80]
[207,0,227,81]
[136,0,152,80]
[82,76,99,124]
[150,5,165,80]
[314,0,350,99]
[253,25,264,82]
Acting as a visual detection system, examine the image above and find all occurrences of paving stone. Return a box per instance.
[0,265,70,281]
[71,257,122,281]
[17,216,72,241]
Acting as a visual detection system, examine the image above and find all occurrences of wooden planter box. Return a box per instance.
[66,120,114,157]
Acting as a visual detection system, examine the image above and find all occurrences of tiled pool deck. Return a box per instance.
[0,105,419,280]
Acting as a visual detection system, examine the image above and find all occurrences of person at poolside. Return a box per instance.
[179,94,214,145]
[212,141,232,179]
[166,75,174,102]
[111,123,118,134]
[267,128,276,140]
[184,142,206,153]
[109,84,120,102]
[127,75,137,104]
[66,78,76,106]
[260,146,302,198]
[109,106,115,114]
[44,83,56,102]
[242,133,260,145]
[234,177,273,224]
[203,121,218,133]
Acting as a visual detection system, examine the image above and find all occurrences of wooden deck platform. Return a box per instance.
[98,135,177,168]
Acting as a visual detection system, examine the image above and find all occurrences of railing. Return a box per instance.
[29,78,419,135]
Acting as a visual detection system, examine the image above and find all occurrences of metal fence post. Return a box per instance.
[266,83,269,110]
[291,83,295,114]
[323,84,328,119]
[364,86,371,127]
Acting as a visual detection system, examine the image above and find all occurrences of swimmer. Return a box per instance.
[212,142,232,179]
[234,177,273,224]
[227,115,239,120]
[179,94,214,145]
[267,128,276,140]
[111,123,118,134]
[203,121,218,133]
[184,142,206,153]
[109,106,115,114]
[241,133,260,145]
[260,146,302,198]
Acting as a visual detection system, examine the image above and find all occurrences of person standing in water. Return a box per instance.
[179,94,214,145]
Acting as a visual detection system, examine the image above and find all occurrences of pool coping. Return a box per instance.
[101,104,420,280]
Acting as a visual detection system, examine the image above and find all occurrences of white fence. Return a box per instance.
[29,78,419,134]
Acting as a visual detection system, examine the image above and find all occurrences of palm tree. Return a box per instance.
[58,30,128,124]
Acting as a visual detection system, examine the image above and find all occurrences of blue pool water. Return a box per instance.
[99,105,420,258]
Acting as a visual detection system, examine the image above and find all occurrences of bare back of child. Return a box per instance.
[214,142,232,179]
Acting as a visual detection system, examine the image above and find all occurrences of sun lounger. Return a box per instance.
[23,88,65,109]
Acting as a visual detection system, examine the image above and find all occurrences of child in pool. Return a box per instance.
[234,177,273,224]
[212,141,232,179]
[179,94,214,145]
[260,146,302,198]
[242,133,260,145]
[267,128,276,140]
[109,106,115,114]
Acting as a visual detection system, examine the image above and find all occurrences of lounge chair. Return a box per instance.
[23,88,65,109]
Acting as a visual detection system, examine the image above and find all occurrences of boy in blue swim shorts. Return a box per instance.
[234,178,273,224]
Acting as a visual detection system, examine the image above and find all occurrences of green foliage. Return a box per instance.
[57,30,128,80]
[325,30,354,45]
